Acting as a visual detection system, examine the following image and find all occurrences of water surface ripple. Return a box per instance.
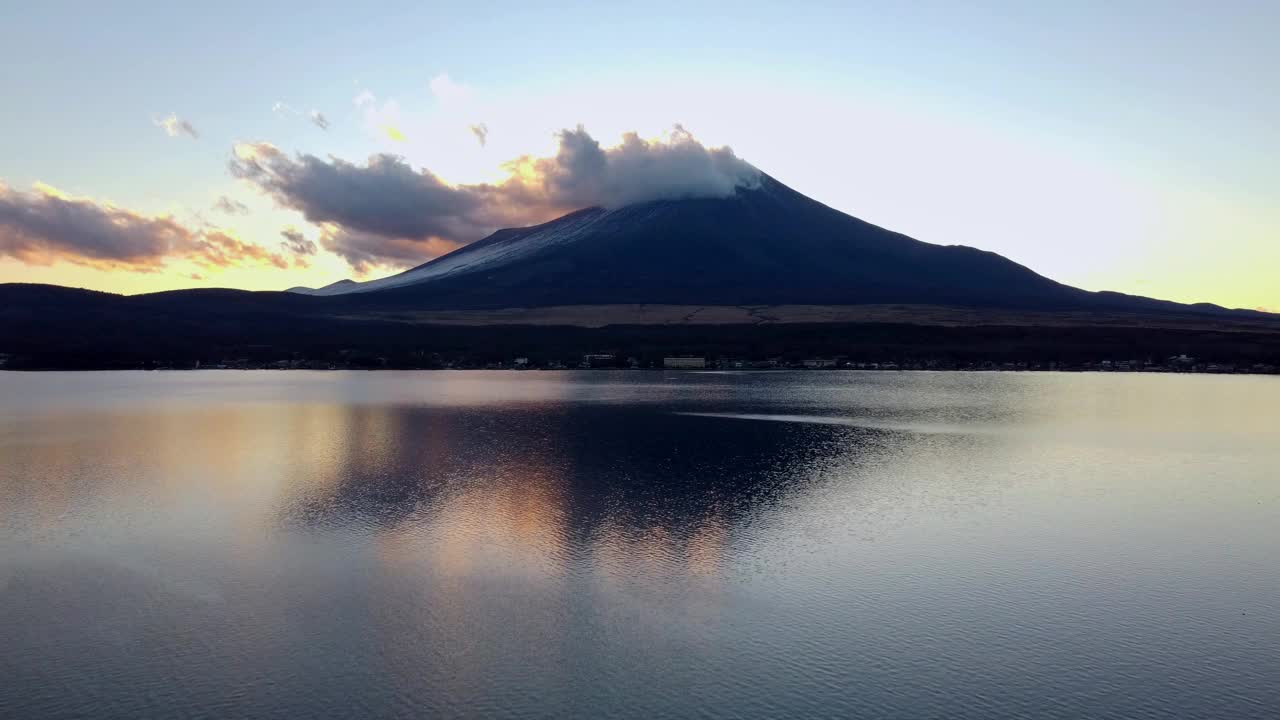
[1,370,1277,718]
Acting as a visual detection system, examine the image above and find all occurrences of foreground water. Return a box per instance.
[1,370,1277,718]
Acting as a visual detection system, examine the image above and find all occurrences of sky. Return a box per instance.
[0,1,1276,310]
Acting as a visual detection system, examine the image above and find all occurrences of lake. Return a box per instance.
[1,370,1277,718]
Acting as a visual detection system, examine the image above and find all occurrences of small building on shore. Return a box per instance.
[583,353,616,368]
[664,356,706,369]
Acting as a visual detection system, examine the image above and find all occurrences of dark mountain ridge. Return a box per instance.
[286,174,1251,318]
[304,175,1088,309]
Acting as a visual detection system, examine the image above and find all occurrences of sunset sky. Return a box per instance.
[1,1,1276,310]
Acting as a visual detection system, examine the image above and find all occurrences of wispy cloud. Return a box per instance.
[230,125,758,272]
[154,113,198,139]
[0,182,292,272]
[429,73,472,105]
[212,195,250,215]
[355,75,492,157]
[275,102,330,131]
[280,226,318,259]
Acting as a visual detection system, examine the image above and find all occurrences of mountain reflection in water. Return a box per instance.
[2,370,1278,719]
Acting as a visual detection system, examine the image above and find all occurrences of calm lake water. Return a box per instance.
[1,370,1278,719]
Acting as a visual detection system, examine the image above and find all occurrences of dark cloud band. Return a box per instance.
[0,184,298,272]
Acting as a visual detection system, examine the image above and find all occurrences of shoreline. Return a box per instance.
[4,365,1277,376]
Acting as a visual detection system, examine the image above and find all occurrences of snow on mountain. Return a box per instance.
[290,207,631,296]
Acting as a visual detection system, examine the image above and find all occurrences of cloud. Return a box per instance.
[231,144,494,243]
[469,123,489,147]
[521,124,760,208]
[429,73,472,105]
[275,102,330,131]
[317,228,463,276]
[353,90,376,108]
[154,113,198,139]
[193,231,292,270]
[212,195,250,215]
[0,182,292,272]
[280,226,318,257]
[229,125,758,271]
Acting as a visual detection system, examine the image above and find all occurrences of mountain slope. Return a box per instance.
[298,175,1095,310]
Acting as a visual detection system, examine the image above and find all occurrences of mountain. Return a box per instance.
[3,172,1278,369]
[292,174,1195,314]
